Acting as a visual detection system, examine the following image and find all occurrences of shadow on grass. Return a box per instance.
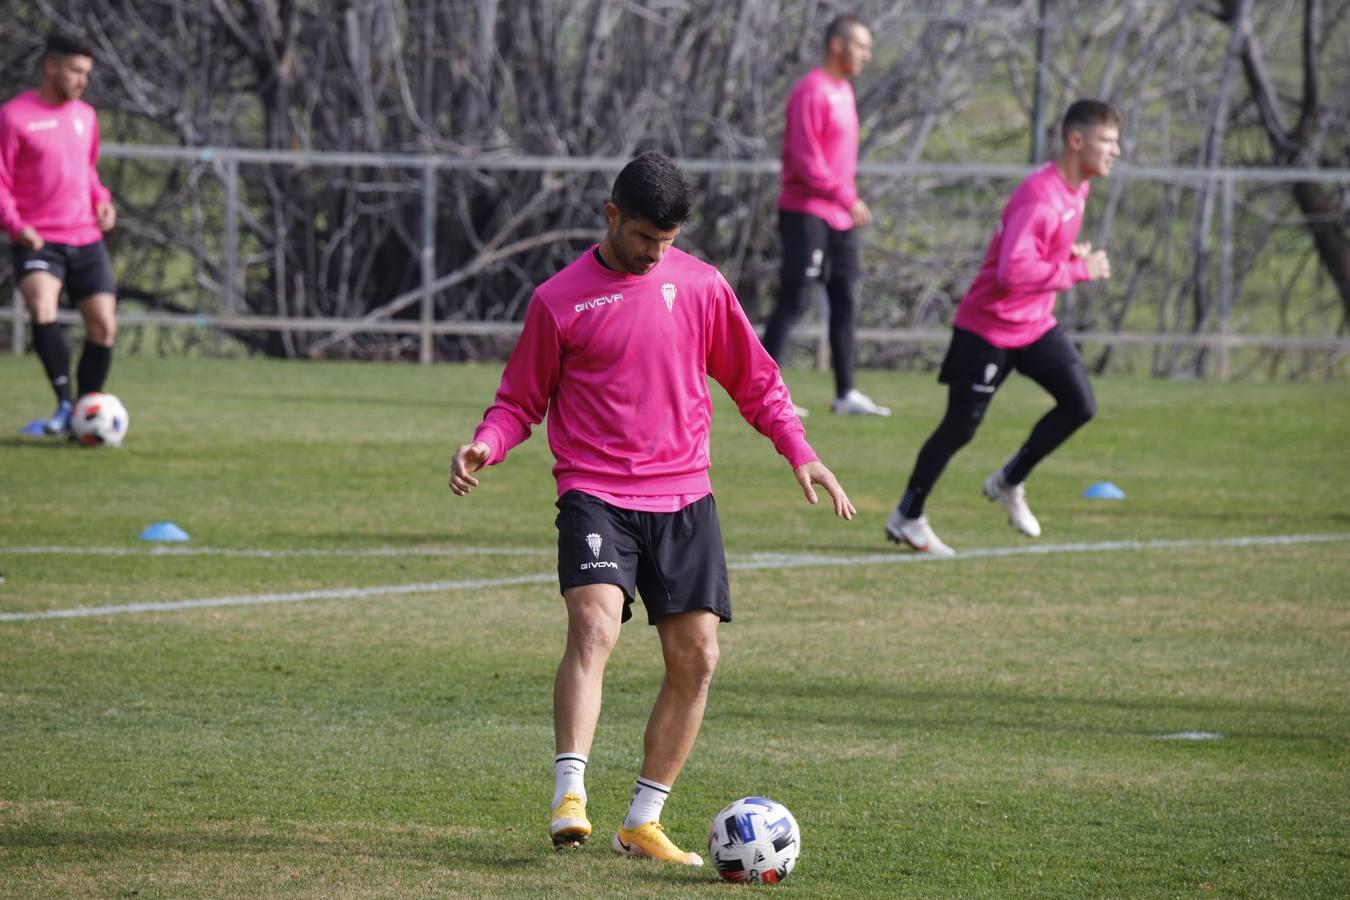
[0,824,529,871]
[0,436,78,451]
[0,824,714,887]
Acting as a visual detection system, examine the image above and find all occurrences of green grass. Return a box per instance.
[2,355,1348,898]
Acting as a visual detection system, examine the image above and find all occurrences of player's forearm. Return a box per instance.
[995,256,1085,293]
[784,151,854,208]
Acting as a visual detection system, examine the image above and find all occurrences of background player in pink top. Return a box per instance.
[886,101,1120,556]
[1,33,119,436]
[761,14,891,418]
[448,153,854,866]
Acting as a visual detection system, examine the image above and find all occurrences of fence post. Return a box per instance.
[1217,174,1235,381]
[224,157,240,315]
[420,161,436,365]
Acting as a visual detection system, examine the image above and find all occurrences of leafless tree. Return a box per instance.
[1,1,1345,377]
[1217,0,1349,315]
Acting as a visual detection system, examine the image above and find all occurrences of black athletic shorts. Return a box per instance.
[12,241,118,303]
[555,490,732,625]
[938,324,1085,395]
[779,209,860,284]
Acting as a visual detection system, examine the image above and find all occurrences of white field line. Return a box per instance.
[0,574,558,622]
[1,532,1347,623]
[0,544,551,558]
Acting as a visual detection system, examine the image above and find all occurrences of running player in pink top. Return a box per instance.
[762,14,890,418]
[449,153,854,866]
[1,34,119,437]
[887,101,1120,556]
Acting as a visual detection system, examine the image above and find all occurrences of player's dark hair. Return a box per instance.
[44,32,96,61]
[1061,99,1120,141]
[610,152,692,231]
[825,14,867,52]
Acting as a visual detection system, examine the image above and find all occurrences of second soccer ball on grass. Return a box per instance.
[70,392,129,447]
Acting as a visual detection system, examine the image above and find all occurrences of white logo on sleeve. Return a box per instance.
[1061,208,1077,222]
[73,117,86,137]
[661,283,676,312]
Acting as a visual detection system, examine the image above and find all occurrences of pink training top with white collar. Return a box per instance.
[953,162,1093,349]
[473,245,817,502]
[0,89,111,245]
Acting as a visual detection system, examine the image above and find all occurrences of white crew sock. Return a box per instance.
[552,753,587,808]
[622,776,671,829]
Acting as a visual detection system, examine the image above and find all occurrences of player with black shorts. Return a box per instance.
[762,15,890,418]
[555,491,731,626]
[448,153,854,866]
[886,100,1121,556]
[1,34,119,437]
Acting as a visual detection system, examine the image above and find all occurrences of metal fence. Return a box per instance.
[5,146,1349,378]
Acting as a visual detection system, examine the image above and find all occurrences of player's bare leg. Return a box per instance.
[642,609,720,786]
[612,609,719,866]
[551,583,624,848]
[78,292,117,346]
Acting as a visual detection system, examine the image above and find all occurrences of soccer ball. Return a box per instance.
[707,796,801,884]
[70,392,130,447]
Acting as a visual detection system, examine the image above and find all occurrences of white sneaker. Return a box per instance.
[885,508,955,556]
[792,403,810,419]
[832,389,891,416]
[983,471,1041,537]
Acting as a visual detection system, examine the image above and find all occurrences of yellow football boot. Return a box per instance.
[611,821,704,866]
[550,793,591,849]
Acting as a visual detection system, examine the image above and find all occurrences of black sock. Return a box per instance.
[77,340,113,397]
[31,322,73,405]
[898,487,927,519]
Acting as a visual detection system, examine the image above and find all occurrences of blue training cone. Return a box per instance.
[1082,481,1126,500]
[140,521,191,542]
[20,419,48,436]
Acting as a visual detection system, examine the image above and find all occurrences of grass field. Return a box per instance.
[2,355,1348,898]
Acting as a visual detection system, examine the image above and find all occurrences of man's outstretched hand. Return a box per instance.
[448,442,491,496]
[793,461,856,520]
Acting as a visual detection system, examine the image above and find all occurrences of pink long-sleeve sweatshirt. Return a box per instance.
[953,162,1092,349]
[472,246,817,502]
[0,90,110,246]
[778,68,859,232]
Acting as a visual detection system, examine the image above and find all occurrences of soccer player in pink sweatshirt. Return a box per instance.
[449,152,854,865]
[762,14,890,418]
[1,33,119,436]
[887,101,1120,556]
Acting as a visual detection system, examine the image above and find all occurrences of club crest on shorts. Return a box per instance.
[984,363,998,384]
[585,532,603,559]
[661,282,677,312]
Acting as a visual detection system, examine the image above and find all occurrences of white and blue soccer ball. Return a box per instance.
[71,392,129,447]
[708,796,801,884]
